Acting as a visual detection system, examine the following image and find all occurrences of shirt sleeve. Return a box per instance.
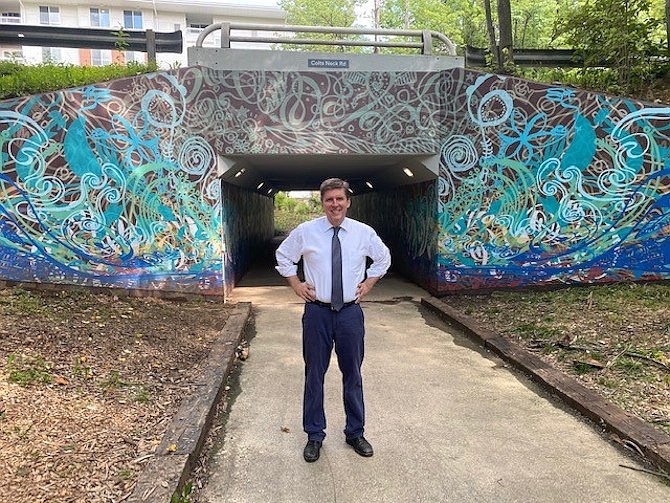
[366,230,391,278]
[275,225,303,277]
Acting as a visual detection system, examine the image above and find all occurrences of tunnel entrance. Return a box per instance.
[218,154,439,193]
[219,154,440,294]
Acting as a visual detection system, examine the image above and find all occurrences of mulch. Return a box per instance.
[0,287,233,503]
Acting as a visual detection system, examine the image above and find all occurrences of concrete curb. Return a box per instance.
[128,302,252,503]
[421,296,670,475]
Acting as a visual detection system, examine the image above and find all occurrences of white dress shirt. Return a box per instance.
[276,216,391,303]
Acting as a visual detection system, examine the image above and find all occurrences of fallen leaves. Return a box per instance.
[0,287,233,503]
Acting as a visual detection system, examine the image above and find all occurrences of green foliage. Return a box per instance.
[278,0,364,52]
[552,0,665,94]
[171,482,193,503]
[573,360,597,374]
[6,354,53,386]
[511,321,561,340]
[274,191,321,235]
[99,370,128,390]
[511,0,559,49]
[615,357,645,374]
[0,289,43,316]
[0,61,158,101]
[112,27,130,52]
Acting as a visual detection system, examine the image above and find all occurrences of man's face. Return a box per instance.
[321,188,351,226]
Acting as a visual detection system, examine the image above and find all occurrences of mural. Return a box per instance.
[220,183,274,294]
[2,64,670,296]
[189,67,444,155]
[0,71,224,294]
[436,70,670,292]
[350,181,438,293]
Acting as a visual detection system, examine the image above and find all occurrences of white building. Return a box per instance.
[0,0,285,68]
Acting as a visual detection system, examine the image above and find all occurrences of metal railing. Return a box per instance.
[465,45,582,68]
[0,24,183,63]
[196,22,458,56]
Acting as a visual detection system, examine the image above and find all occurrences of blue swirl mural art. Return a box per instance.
[436,70,670,292]
[0,71,224,294]
[2,64,670,295]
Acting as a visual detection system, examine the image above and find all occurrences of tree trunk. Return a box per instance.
[483,0,500,70]
[497,0,514,70]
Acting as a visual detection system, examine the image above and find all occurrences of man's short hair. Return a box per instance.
[320,178,350,200]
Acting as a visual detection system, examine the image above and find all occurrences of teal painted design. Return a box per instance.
[436,70,670,292]
[0,71,224,294]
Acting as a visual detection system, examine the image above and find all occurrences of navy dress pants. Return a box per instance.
[302,302,365,442]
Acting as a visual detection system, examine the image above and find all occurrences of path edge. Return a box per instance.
[421,296,670,476]
[128,302,252,503]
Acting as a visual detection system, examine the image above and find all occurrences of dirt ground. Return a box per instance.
[0,287,232,503]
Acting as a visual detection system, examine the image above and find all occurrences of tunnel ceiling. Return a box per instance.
[219,153,438,194]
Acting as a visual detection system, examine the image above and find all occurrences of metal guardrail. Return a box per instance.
[0,24,183,63]
[196,22,458,56]
[465,45,583,68]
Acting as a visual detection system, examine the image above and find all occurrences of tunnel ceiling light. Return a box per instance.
[403,167,414,177]
[348,188,354,194]
[256,182,264,189]
[267,188,273,194]
[234,168,246,178]
[365,181,373,189]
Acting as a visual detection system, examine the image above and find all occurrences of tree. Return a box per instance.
[378,0,489,52]
[278,0,364,52]
[482,0,499,68]
[497,0,514,67]
[554,0,663,92]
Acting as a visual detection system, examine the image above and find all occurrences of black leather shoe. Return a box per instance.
[346,436,373,457]
[303,440,321,462]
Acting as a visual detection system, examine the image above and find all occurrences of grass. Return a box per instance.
[99,370,127,390]
[0,60,158,100]
[6,353,53,386]
[0,289,44,316]
[511,321,562,340]
[132,386,152,404]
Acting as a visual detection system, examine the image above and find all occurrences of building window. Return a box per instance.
[42,47,62,63]
[123,10,142,29]
[91,49,112,66]
[90,8,110,28]
[39,6,60,25]
[123,10,143,63]
[1,12,21,23]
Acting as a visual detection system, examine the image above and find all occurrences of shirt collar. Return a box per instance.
[319,216,349,232]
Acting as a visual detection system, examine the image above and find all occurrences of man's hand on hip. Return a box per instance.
[356,276,380,303]
[287,276,316,302]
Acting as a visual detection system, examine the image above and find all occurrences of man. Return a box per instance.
[275,177,391,463]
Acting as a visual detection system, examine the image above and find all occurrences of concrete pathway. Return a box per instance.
[200,268,670,502]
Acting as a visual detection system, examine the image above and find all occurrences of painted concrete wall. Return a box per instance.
[221,182,274,295]
[0,71,226,295]
[349,181,439,293]
[436,69,670,293]
[1,65,669,296]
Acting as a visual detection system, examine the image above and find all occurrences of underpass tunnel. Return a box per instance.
[219,153,440,292]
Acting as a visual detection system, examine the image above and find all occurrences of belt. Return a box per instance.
[311,300,357,310]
